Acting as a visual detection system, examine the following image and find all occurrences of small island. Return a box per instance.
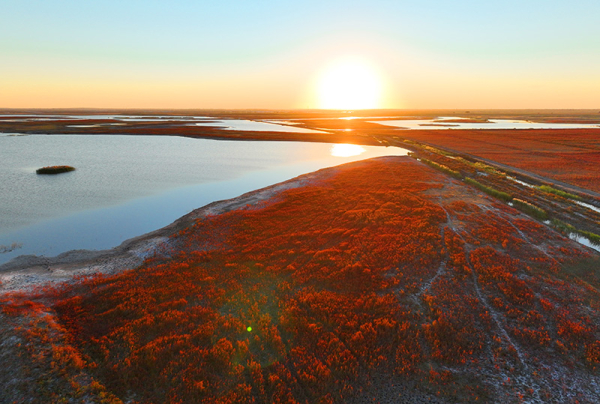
[35,165,76,175]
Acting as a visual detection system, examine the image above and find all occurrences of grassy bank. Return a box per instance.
[464,177,512,202]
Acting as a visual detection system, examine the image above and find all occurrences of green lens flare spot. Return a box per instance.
[247,326,252,332]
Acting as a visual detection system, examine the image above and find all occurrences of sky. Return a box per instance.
[1,0,599,109]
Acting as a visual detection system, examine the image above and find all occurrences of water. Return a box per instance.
[507,176,535,188]
[370,117,600,130]
[190,119,326,134]
[5,114,598,132]
[506,177,600,214]
[0,135,407,264]
[568,234,600,252]
[1,114,327,134]
[575,200,600,214]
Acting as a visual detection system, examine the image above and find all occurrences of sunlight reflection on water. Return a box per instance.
[330,144,366,157]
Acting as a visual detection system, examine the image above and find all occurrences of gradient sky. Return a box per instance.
[1,0,599,109]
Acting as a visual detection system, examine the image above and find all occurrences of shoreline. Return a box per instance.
[3,153,598,294]
[0,162,336,293]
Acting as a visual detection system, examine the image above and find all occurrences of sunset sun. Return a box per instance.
[317,58,382,110]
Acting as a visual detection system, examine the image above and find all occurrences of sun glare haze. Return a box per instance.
[0,1,599,108]
[317,58,382,109]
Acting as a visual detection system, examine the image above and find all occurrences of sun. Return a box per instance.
[317,57,382,110]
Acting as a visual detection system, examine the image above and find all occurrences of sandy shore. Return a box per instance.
[0,165,331,294]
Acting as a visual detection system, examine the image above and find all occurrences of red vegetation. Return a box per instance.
[2,157,599,402]
[394,128,600,193]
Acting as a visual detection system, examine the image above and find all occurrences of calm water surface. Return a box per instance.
[190,119,326,134]
[0,135,407,264]
[371,117,600,130]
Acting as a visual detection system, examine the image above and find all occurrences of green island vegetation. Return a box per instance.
[464,177,513,202]
[409,154,462,179]
[421,144,455,157]
[455,157,506,176]
[579,229,600,246]
[512,198,548,220]
[537,185,582,201]
[550,218,578,234]
[36,165,76,175]
[550,220,600,246]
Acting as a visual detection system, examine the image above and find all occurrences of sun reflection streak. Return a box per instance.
[330,144,366,157]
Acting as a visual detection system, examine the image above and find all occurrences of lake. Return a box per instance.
[0,135,407,264]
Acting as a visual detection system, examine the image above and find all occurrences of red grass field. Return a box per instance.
[386,128,600,193]
[1,157,599,403]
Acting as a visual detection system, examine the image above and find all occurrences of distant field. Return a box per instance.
[383,128,600,193]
